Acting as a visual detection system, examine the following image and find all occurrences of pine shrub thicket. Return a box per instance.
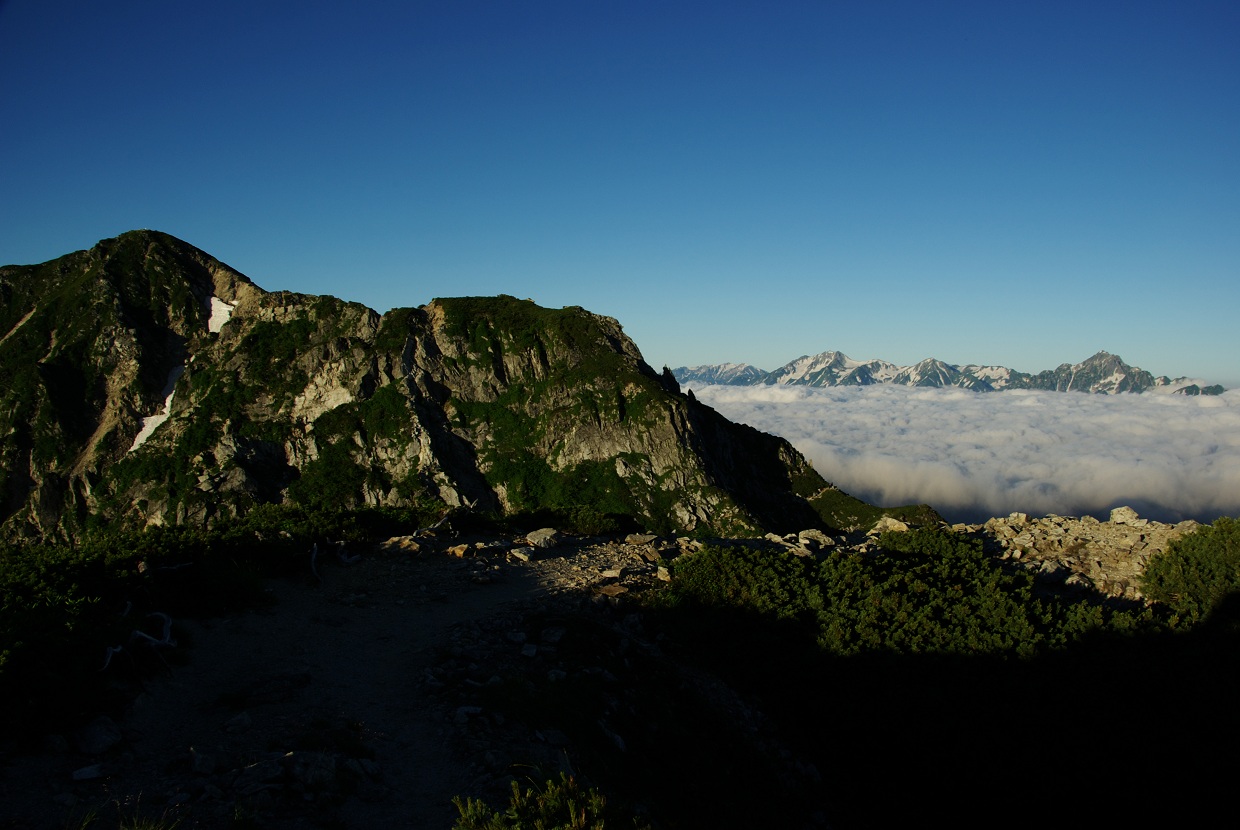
[660,528,1153,659]
[1141,516,1240,625]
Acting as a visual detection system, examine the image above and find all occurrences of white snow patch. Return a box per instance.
[964,366,1012,385]
[128,366,185,453]
[208,297,235,333]
[867,362,900,382]
[1096,370,1127,392]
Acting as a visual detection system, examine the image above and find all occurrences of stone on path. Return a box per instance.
[525,528,560,549]
[75,715,122,755]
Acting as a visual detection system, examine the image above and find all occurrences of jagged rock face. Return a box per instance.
[373,296,824,534]
[0,231,829,541]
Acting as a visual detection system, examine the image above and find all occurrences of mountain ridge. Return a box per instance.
[0,230,898,543]
[675,349,1225,395]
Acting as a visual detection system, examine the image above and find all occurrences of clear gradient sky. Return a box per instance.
[3,1,1237,385]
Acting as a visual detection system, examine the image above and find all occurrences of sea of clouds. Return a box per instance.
[688,384,1240,525]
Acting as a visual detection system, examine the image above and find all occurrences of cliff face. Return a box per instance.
[1,231,831,542]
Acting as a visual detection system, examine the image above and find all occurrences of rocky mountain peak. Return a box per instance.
[1,234,847,543]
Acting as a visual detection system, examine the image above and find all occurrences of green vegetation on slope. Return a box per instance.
[806,486,941,532]
[435,295,636,376]
[1141,515,1240,626]
[656,527,1157,660]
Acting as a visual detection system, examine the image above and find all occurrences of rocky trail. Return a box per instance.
[0,529,682,829]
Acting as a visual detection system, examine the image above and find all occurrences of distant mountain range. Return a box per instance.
[674,350,1225,395]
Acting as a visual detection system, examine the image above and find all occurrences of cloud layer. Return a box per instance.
[690,384,1240,524]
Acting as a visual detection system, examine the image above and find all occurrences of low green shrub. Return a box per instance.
[452,773,650,830]
[1141,517,1240,625]
[658,528,1154,660]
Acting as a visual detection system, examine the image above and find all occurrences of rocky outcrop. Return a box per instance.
[755,506,1201,602]
[957,506,1200,600]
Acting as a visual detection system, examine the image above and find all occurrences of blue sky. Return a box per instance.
[3,1,1238,385]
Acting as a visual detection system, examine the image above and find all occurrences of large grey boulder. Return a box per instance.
[525,528,560,549]
[798,529,835,550]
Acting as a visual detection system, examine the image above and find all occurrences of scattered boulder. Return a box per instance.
[798,529,835,550]
[525,528,560,549]
[235,755,285,791]
[508,547,535,562]
[1109,506,1146,527]
[378,535,421,554]
[636,545,664,563]
[288,751,336,791]
[75,715,123,755]
[868,517,909,536]
[71,764,105,781]
[190,746,226,775]
[454,706,483,725]
[225,712,252,734]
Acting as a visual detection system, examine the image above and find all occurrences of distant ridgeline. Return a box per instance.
[0,231,911,543]
[675,351,1225,395]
